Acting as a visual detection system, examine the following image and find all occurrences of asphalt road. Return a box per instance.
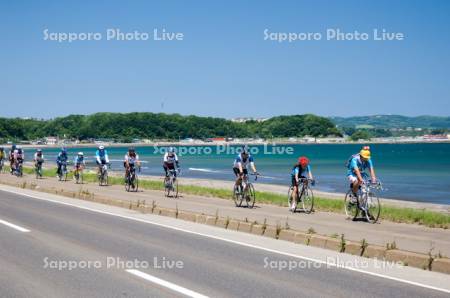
[2,172,449,257]
[0,189,448,298]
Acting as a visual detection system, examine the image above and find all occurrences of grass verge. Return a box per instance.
[12,166,450,228]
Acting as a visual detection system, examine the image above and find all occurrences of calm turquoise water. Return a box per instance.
[20,143,450,204]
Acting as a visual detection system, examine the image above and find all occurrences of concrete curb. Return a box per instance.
[2,179,450,274]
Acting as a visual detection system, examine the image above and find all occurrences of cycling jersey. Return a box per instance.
[95,149,109,164]
[291,164,311,178]
[125,154,139,165]
[347,154,373,176]
[233,153,254,169]
[74,156,85,165]
[34,153,44,162]
[56,152,68,163]
[14,149,24,160]
[0,151,4,159]
[163,152,178,165]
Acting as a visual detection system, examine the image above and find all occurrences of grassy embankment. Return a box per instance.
[15,166,450,229]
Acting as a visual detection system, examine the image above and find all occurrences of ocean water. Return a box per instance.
[17,143,450,205]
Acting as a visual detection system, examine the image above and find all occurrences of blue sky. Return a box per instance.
[1,0,449,119]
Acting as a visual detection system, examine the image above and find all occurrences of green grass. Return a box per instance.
[12,166,450,228]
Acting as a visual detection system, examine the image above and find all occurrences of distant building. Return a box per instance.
[231,117,269,123]
[45,136,57,145]
[423,134,448,140]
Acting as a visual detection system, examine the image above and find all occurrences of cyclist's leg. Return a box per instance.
[233,167,241,186]
[290,176,298,209]
[163,163,169,177]
[124,162,129,180]
[348,175,359,196]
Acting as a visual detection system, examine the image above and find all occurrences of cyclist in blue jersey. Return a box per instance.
[347,146,377,197]
[56,147,68,177]
[74,152,85,170]
[290,156,315,210]
[95,145,110,175]
[232,146,258,189]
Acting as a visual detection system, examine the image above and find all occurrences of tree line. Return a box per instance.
[0,113,342,142]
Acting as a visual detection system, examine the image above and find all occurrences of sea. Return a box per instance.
[16,143,450,205]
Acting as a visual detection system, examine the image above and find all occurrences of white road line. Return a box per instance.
[0,219,30,233]
[126,269,209,298]
[2,187,450,294]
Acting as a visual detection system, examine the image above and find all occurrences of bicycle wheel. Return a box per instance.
[302,187,314,214]
[344,190,359,220]
[365,192,381,223]
[35,167,39,179]
[172,178,178,198]
[125,176,131,192]
[134,175,139,192]
[245,183,256,208]
[165,178,172,197]
[233,184,243,207]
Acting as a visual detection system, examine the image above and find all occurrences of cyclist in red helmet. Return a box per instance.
[290,156,315,211]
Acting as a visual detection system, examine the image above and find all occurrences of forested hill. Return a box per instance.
[330,115,450,129]
[0,113,341,142]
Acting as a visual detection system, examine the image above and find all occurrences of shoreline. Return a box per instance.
[3,139,450,149]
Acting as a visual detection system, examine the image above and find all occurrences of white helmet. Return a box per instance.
[78,152,84,156]
[98,146,105,150]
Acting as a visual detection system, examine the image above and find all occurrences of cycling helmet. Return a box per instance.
[78,152,84,156]
[128,147,135,152]
[98,145,105,150]
[168,147,175,153]
[36,149,42,153]
[360,149,371,159]
[241,145,249,154]
[298,156,309,167]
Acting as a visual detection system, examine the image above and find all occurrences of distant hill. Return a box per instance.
[330,115,450,129]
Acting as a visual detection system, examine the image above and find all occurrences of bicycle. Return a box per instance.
[233,173,259,208]
[98,163,109,186]
[344,177,383,224]
[13,160,23,177]
[57,161,68,181]
[73,164,84,184]
[125,164,140,192]
[287,178,315,213]
[164,169,179,198]
[35,160,44,179]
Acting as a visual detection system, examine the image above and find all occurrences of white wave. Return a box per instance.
[188,167,222,173]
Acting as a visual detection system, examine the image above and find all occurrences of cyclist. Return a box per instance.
[13,146,24,174]
[56,147,69,177]
[233,145,258,192]
[73,152,85,175]
[347,146,377,197]
[95,145,110,174]
[8,144,16,174]
[290,156,315,210]
[0,147,5,170]
[124,147,140,180]
[34,149,45,169]
[163,147,180,177]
